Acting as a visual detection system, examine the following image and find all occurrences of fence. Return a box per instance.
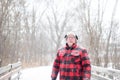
[0,61,21,80]
[92,65,120,80]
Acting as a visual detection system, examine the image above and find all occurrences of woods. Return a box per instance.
[0,0,120,69]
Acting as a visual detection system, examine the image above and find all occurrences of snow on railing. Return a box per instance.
[0,61,21,80]
[92,65,120,80]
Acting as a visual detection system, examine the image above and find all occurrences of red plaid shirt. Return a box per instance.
[51,43,91,80]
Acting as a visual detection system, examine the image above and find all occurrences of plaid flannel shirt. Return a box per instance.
[51,44,91,80]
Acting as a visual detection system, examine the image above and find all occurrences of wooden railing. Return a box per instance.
[92,65,120,80]
[0,61,21,80]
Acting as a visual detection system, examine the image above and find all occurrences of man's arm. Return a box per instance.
[81,49,91,80]
[51,52,60,80]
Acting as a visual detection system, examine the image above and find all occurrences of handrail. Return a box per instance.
[0,61,21,80]
[0,64,11,74]
[92,65,120,80]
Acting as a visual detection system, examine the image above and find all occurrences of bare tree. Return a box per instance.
[104,0,118,67]
[0,0,27,66]
[46,7,71,60]
[75,0,119,66]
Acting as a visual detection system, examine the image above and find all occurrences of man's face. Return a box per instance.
[66,34,76,46]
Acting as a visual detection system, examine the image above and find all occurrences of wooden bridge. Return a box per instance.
[0,62,120,80]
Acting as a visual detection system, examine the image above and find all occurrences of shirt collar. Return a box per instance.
[65,43,77,50]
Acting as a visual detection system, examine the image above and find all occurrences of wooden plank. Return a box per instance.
[92,65,120,80]
[92,73,112,80]
[11,62,21,69]
[92,66,110,74]
[0,71,12,80]
[108,68,120,75]
[0,64,11,75]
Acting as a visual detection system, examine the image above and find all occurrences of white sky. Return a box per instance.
[25,0,120,42]
[26,0,120,22]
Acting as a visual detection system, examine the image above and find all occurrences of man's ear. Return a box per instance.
[64,35,67,38]
[76,35,78,40]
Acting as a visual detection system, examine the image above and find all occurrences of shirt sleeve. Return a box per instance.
[81,49,91,80]
[51,51,60,80]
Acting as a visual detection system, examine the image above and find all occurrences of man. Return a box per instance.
[51,32,91,80]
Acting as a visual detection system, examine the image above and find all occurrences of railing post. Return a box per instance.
[18,71,21,80]
[18,58,21,80]
[0,59,1,67]
[8,64,12,80]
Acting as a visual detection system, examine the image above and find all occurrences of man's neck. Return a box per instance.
[68,43,73,47]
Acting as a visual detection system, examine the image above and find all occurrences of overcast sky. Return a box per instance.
[26,0,120,23]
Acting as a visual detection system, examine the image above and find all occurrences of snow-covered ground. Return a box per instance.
[20,66,59,80]
[20,65,118,80]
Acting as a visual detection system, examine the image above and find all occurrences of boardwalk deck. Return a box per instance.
[19,66,111,80]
